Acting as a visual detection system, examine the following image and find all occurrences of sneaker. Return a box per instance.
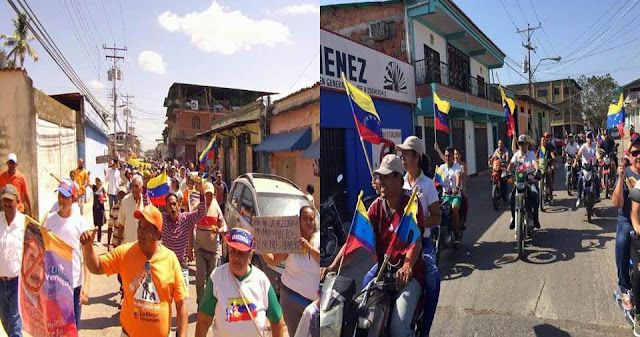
[623,291,633,311]
[509,217,515,230]
[576,198,582,207]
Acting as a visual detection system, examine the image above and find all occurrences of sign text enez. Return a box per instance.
[320,28,416,104]
[252,216,302,254]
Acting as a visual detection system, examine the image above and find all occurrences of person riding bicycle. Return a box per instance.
[537,133,557,200]
[576,131,602,207]
[508,134,541,229]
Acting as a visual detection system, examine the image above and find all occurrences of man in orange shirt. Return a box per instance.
[74,159,89,203]
[81,204,189,337]
[0,153,31,216]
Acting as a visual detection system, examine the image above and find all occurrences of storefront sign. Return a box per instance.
[321,29,416,105]
[252,216,302,254]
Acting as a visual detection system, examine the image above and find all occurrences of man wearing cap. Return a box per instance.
[612,133,640,312]
[0,153,32,216]
[538,133,557,201]
[324,154,425,336]
[213,172,228,214]
[81,203,189,337]
[44,178,91,330]
[575,131,601,207]
[0,184,26,336]
[194,182,227,305]
[195,228,285,337]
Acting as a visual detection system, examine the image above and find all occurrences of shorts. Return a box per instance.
[443,195,461,208]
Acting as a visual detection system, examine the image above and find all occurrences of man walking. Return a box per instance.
[213,172,228,213]
[0,185,25,337]
[0,153,31,217]
[105,160,121,210]
[74,159,90,203]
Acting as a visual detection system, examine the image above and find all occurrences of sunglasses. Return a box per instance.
[631,150,640,157]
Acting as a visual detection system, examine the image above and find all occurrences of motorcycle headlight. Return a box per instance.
[320,302,344,337]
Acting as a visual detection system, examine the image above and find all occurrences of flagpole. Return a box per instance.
[432,83,437,146]
[348,102,374,178]
[336,199,360,277]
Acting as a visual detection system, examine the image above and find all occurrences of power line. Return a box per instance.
[100,0,116,44]
[560,0,625,57]
[515,0,529,25]
[528,0,558,56]
[288,50,319,90]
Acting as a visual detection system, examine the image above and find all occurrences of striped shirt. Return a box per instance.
[161,194,206,264]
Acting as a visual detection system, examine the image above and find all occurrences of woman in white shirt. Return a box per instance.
[262,206,320,334]
[575,131,601,206]
[507,134,540,230]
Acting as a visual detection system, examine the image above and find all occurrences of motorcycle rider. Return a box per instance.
[323,154,425,336]
[599,129,617,175]
[564,134,579,159]
[491,139,510,202]
[396,136,441,335]
[437,147,463,235]
[508,134,541,229]
[576,131,601,207]
[538,133,557,200]
[612,133,640,314]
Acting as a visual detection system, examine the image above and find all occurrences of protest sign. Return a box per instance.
[252,216,301,254]
[20,216,77,337]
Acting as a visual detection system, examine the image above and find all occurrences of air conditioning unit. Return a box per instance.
[187,99,199,110]
[369,21,390,41]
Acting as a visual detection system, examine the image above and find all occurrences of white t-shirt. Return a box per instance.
[117,193,145,244]
[564,142,578,157]
[45,211,89,288]
[510,150,537,173]
[50,202,81,215]
[578,143,597,165]
[106,168,121,196]
[209,264,272,337]
[438,163,462,196]
[404,171,439,237]
[280,232,320,301]
[0,211,26,278]
[294,301,319,337]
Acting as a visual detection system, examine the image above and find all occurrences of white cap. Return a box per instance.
[7,153,17,163]
[374,154,404,176]
[395,136,425,156]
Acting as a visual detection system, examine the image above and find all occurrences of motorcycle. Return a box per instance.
[600,145,618,199]
[489,156,509,211]
[320,268,423,337]
[581,158,598,223]
[564,153,579,196]
[321,175,348,267]
[431,190,453,267]
[513,165,538,261]
[538,157,552,211]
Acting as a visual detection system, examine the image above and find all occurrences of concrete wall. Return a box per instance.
[464,120,476,176]
[470,57,488,82]
[84,121,109,182]
[413,20,446,61]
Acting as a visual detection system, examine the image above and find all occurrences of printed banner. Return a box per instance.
[252,216,302,254]
[20,217,77,337]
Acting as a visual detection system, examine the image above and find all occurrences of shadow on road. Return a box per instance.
[524,227,613,264]
[80,312,120,330]
[89,291,120,309]
[533,323,571,337]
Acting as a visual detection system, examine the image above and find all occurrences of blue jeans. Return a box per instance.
[362,265,422,336]
[616,216,633,293]
[0,278,22,337]
[577,171,600,198]
[108,194,118,210]
[74,286,82,330]
[421,238,441,336]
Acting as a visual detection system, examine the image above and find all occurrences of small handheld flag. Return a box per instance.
[433,165,445,187]
[343,191,377,259]
[389,188,421,255]
[500,86,516,137]
[342,73,384,144]
[147,171,169,207]
[199,134,218,171]
[607,93,625,130]
[433,90,451,133]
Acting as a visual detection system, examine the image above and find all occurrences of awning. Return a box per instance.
[301,139,319,159]
[254,128,311,152]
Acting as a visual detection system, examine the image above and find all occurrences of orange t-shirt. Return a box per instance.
[100,242,188,336]
[0,170,29,212]
[74,168,89,196]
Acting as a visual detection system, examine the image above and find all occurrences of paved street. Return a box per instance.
[338,164,631,337]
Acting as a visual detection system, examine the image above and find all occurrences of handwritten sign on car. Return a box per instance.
[252,216,301,254]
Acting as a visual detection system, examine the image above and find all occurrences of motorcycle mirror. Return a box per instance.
[337,174,344,183]
[630,188,640,203]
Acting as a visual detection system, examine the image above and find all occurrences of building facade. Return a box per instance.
[508,78,583,136]
[514,95,557,141]
[623,78,640,133]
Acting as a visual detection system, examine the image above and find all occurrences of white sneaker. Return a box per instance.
[576,198,582,207]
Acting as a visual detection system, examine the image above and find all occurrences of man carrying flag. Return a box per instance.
[323,154,424,336]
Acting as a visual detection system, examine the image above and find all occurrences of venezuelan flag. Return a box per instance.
[391,188,421,254]
[607,93,625,129]
[343,191,377,259]
[199,134,218,171]
[342,73,384,144]
[538,145,547,158]
[147,171,169,206]
[433,89,451,133]
[500,86,516,137]
[433,165,445,187]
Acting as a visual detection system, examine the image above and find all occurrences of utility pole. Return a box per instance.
[103,44,127,158]
[517,23,541,99]
[122,94,134,158]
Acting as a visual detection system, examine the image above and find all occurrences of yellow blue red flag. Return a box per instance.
[607,93,625,130]
[500,85,516,137]
[342,73,384,144]
[344,191,377,260]
[433,86,451,133]
[390,188,421,254]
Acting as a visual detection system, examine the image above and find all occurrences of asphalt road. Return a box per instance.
[335,164,631,337]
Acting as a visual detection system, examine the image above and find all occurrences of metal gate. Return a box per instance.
[474,123,488,172]
[238,134,248,176]
[321,128,347,218]
[424,118,449,174]
[452,120,466,157]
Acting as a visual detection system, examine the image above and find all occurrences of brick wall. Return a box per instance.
[321,3,407,61]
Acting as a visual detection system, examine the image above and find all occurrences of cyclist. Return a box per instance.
[537,133,557,201]
[575,131,601,207]
[508,134,540,229]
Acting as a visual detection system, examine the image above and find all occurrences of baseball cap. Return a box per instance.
[586,131,594,138]
[1,184,18,200]
[118,186,128,194]
[543,132,551,138]
[57,178,75,198]
[204,182,215,195]
[630,133,640,149]
[134,204,163,231]
[395,136,425,156]
[224,228,254,252]
[7,153,17,163]
[373,154,404,176]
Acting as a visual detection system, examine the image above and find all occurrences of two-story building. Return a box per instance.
[623,78,640,133]
[514,94,557,141]
[508,78,583,136]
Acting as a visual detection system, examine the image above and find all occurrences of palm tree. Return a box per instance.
[0,12,38,68]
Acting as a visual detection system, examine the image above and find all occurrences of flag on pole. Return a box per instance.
[500,86,516,137]
[199,134,218,171]
[342,73,384,144]
[147,171,169,206]
[433,90,451,133]
[389,188,421,255]
[343,191,377,259]
[607,93,625,130]
[433,165,445,187]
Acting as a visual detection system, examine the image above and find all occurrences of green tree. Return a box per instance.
[1,12,38,68]
[577,74,619,129]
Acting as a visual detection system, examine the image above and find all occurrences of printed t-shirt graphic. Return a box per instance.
[225,297,258,322]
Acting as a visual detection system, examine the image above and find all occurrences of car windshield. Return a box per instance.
[256,193,310,217]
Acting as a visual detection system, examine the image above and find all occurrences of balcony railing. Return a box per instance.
[414,59,502,104]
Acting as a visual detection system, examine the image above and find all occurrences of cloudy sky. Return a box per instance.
[0,0,320,150]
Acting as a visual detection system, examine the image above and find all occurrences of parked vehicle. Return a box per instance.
[224,173,318,289]
[321,175,348,267]
[513,165,538,260]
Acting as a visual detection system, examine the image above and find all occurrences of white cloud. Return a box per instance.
[157,2,291,55]
[89,80,105,89]
[138,50,166,74]
[270,4,319,16]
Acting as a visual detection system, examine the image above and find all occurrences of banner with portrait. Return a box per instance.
[20,216,77,337]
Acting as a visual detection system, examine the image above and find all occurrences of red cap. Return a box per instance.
[543,132,551,138]
[224,228,253,252]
